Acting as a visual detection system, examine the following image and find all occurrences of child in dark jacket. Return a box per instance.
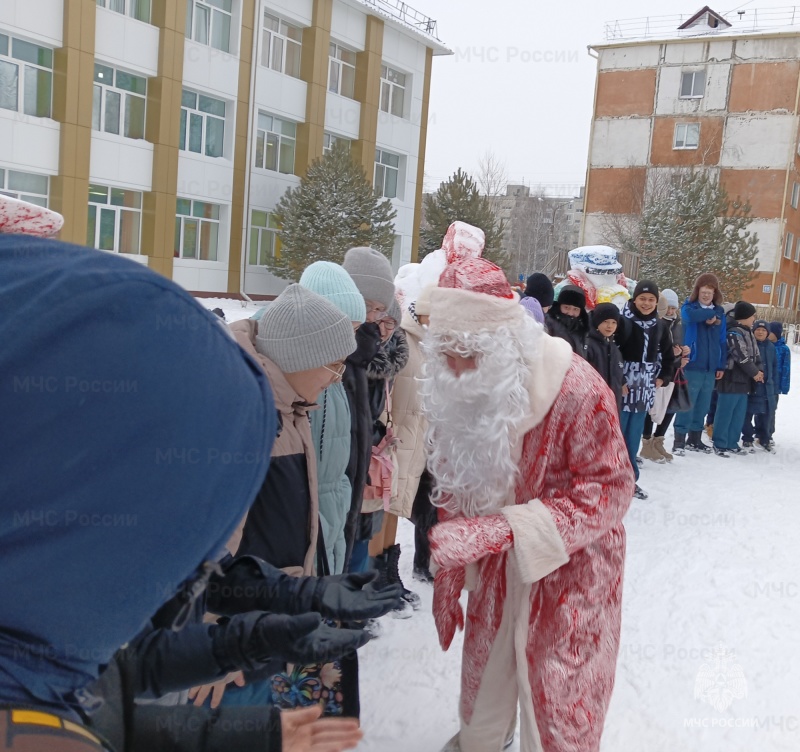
[742,320,778,452]
[714,302,763,457]
[547,284,590,358]
[768,321,791,442]
[614,280,677,499]
[586,303,625,413]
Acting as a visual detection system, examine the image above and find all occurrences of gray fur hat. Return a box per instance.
[255,284,356,373]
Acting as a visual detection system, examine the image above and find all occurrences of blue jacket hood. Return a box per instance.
[0,237,276,712]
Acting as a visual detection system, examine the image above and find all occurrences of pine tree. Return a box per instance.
[420,168,508,271]
[267,141,397,281]
[637,171,759,300]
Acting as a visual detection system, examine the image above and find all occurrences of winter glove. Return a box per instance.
[433,567,465,651]
[349,322,382,367]
[311,571,404,621]
[211,612,370,671]
[207,556,403,621]
[429,514,514,571]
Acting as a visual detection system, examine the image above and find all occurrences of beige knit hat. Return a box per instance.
[255,284,356,373]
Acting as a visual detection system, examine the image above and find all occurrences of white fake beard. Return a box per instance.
[420,323,536,518]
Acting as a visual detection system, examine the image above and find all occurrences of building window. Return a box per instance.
[374,148,400,199]
[790,285,797,310]
[87,184,142,254]
[784,232,794,259]
[174,198,220,261]
[0,168,49,207]
[328,43,356,98]
[95,0,151,23]
[180,90,225,158]
[92,64,146,139]
[679,70,705,99]
[0,33,53,118]
[792,182,800,209]
[380,65,406,118]
[255,113,296,174]
[249,210,281,264]
[186,0,232,53]
[262,13,302,78]
[323,132,350,155]
[777,282,787,307]
[673,123,700,150]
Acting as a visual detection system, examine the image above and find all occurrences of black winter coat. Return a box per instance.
[718,318,762,395]
[547,307,589,359]
[586,330,625,411]
[614,309,677,385]
[342,323,381,570]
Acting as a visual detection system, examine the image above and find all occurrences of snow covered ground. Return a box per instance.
[198,297,800,751]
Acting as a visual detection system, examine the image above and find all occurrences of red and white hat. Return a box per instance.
[429,257,525,336]
[0,195,63,237]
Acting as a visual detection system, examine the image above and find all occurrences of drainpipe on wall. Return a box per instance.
[239,0,261,308]
[768,60,800,310]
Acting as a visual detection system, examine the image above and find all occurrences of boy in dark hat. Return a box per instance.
[768,321,791,444]
[615,280,676,499]
[547,284,590,358]
[713,302,763,457]
[586,302,625,413]
[742,320,777,452]
[524,272,555,312]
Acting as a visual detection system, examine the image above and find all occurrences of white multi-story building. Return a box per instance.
[0,0,449,296]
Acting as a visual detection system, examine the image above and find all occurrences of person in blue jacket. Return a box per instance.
[741,320,777,452]
[672,273,727,455]
[768,321,792,442]
[1,233,277,747]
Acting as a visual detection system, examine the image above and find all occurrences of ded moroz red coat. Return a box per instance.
[432,333,634,752]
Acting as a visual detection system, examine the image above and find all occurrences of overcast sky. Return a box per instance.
[419,0,789,196]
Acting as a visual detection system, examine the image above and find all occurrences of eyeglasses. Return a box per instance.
[377,316,396,331]
[323,362,346,381]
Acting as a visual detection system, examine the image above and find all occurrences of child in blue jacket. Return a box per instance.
[768,321,791,443]
[742,320,777,452]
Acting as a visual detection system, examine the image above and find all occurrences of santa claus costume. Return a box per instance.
[422,258,635,752]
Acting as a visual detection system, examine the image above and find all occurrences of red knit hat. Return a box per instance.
[438,257,515,300]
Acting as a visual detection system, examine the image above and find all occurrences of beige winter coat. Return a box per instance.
[389,312,428,518]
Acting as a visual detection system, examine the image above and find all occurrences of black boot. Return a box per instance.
[672,432,686,456]
[687,429,712,454]
[373,551,412,618]
[386,544,421,610]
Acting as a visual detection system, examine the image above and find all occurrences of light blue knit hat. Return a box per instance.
[300,261,367,324]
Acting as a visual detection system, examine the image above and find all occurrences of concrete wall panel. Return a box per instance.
[729,61,800,113]
[720,114,798,169]
[590,118,652,167]
[655,63,730,114]
[598,45,661,70]
[596,69,656,117]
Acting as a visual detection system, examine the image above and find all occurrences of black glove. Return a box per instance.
[349,322,381,366]
[212,612,370,671]
[312,570,404,621]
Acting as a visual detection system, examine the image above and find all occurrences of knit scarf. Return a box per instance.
[621,304,661,413]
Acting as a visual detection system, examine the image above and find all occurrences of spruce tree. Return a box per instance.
[420,168,508,271]
[268,141,396,281]
[638,171,759,300]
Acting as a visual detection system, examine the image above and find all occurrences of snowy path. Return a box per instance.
[198,299,800,751]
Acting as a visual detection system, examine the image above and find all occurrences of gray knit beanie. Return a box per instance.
[255,284,356,373]
[387,297,401,324]
[342,247,396,310]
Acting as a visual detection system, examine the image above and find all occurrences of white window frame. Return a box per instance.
[249,209,281,265]
[778,281,787,308]
[380,64,406,118]
[92,63,147,140]
[374,148,401,199]
[186,0,232,53]
[261,12,302,78]
[328,43,356,99]
[255,112,296,174]
[323,132,350,155]
[792,182,800,209]
[795,236,800,263]
[87,184,142,255]
[174,198,221,261]
[95,0,151,23]
[673,123,700,150]
[679,70,705,99]
[790,285,797,310]
[785,232,794,260]
[0,33,53,118]
[180,89,226,158]
[0,167,49,207]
